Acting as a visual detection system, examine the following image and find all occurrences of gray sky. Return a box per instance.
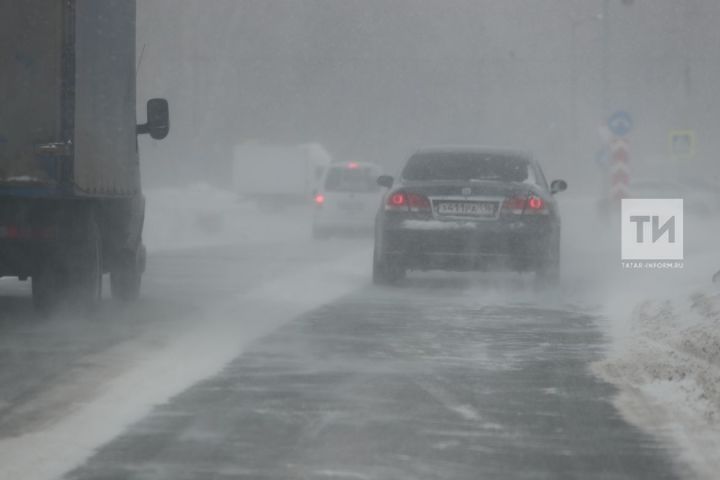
[137,0,720,187]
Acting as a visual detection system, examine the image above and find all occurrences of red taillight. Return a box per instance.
[0,225,56,240]
[527,196,544,210]
[389,193,406,207]
[502,194,548,215]
[314,194,325,205]
[502,196,526,215]
[386,192,431,213]
[348,162,359,169]
[6,225,19,239]
[408,193,431,212]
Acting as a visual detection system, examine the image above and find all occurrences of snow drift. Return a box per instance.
[594,287,720,479]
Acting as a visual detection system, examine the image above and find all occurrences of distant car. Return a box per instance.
[373,146,567,284]
[312,162,384,239]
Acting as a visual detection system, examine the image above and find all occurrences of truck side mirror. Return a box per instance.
[137,98,169,140]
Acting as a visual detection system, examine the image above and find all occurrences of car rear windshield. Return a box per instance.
[402,152,532,183]
[324,167,380,192]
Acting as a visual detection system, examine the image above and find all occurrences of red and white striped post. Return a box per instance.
[605,111,633,206]
[609,137,630,202]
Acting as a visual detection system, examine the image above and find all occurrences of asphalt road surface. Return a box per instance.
[0,234,355,441]
[64,279,680,480]
[0,222,685,479]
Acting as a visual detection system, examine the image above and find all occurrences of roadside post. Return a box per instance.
[607,110,633,203]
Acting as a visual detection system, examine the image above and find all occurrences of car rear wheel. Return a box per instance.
[536,261,559,285]
[372,247,406,285]
[535,241,560,286]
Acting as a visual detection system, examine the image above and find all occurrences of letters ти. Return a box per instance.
[629,215,675,243]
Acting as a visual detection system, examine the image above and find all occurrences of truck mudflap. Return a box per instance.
[0,241,50,279]
[28,208,103,313]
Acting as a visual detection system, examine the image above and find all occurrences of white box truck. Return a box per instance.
[232,143,331,209]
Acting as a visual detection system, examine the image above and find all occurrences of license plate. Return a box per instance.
[435,201,497,218]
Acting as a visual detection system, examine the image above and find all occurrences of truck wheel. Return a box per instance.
[70,216,103,310]
[32,268,60,314]
[110,245,144,302]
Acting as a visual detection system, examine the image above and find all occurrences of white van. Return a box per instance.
[312,162,384,238]
[233,143,331,209]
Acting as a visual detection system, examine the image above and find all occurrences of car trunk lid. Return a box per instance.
[397,180,538,220]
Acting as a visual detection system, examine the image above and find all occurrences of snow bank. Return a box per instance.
[143,183,312,251]
[593,287,720,479]
[555,191,720,478]
[582,208,720,480]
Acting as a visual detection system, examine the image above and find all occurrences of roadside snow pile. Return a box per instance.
[143,183,311,251]
[594,287,720,478]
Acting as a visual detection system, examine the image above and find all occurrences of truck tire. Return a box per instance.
[31,215,102,313]
[32,267,60,314]
[69,215,103,310]
[110,245,144,302]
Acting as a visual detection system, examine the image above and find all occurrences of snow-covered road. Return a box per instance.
[63,278,681,480]
[0,186,717,479]
[0,188,370,480]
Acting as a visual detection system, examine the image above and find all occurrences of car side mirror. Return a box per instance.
[550,179,568,195]
[137,98,170,140]
[377,175,394,189]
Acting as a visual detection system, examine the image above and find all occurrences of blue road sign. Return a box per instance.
[608,111,633,137]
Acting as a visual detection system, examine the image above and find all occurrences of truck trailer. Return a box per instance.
[0,1,169,311]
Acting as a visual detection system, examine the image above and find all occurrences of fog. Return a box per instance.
[2,1,720,479]
[131,3,720,476]
[137,0,720,190]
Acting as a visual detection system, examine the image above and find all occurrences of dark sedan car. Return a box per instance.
[373,147,567,284]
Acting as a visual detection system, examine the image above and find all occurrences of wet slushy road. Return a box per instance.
[0,203,685,480]
[57,277,679,480]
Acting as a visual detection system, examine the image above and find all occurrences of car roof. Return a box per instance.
[411,145,533,160]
